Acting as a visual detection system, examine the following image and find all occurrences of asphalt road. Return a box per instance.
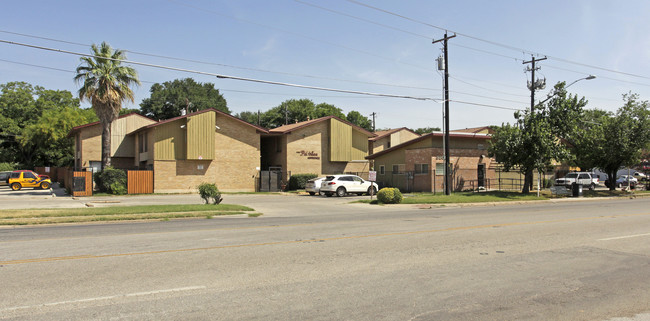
[1,194,649,320]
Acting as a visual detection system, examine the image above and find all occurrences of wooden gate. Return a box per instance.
[128,170,154,194]
[72,171,93,197]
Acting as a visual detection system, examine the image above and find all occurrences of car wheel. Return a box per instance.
[367,186,377,195]
[308,192,315,196]
[617,183,622,188]
[11,183,22,191]
[336,187,346,197]
[40,182,51,189]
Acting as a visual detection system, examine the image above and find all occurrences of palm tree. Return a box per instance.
[74,41,140,168]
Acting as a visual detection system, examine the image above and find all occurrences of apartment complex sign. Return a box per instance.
[296,150,320,160]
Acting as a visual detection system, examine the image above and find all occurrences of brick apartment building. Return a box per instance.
[68,113,157,172]
[129,109,267,193]
[366,131,495,192]
[261,116,375,182]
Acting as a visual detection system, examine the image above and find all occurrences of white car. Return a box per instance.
[616,175,638,188]
[320,175,378,197]
[305,177,326,196]
[633,172,647,181]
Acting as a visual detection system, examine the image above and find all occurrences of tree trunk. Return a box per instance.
[101,120,111,168]
[608,170,617,191]
[521,169,532,194]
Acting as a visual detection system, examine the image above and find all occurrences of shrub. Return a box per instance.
[0,162,19,172]
[198,182,223,204]
[377,187,403,204]
[94,167,127,194]
[288,173,318,190]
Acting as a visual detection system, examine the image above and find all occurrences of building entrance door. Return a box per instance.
[477,163,486,187]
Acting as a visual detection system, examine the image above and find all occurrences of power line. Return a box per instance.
[166,0,433,73]
[1,56,537,106]
[450,75,530,98]
[450,100,524,111]
[345,0,650,81]
[0,39,437,101]
[0,29,440,92]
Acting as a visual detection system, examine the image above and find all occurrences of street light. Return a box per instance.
[540,75,596,104]
[532,75,596,197]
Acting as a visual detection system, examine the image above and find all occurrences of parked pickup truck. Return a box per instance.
[555,172,599,190]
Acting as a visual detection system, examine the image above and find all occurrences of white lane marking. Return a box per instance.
[0,286,206,312]
[599,232,650,241]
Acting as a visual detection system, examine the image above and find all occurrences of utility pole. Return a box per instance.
[522,56,547,193]
[433,32,455,196]
[523,56,547,113]
[370,112,377,132]
[284,106,288,125]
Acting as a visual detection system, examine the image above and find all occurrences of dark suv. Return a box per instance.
[0,171,11,187]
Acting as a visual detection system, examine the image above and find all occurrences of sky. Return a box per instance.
[1,0,649,131]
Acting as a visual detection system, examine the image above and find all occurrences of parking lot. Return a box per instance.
[0,182,384,217]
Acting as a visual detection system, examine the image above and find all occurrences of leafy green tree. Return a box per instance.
[0,82,91,167]
[346,110,372,131]
[489,82,585,194]
[261,99,316,128]
[314,103,345,119]
[75,42,140,168]
[21,106,97,167]
[0,82,40,160]
[140,78,228,120]
[412,127,441,135]
[119,107,141,116]
[573,94,650,190]
[234,111,261,126]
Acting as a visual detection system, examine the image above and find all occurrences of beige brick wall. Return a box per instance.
[153,115,260,193]
[285,122,370,179]
[79,125,102,169]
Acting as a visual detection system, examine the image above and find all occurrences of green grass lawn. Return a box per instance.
[400,191,547,204]
[0,204,257,225]
[358,188,650,205]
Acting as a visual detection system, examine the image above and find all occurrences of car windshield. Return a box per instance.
[565,173,578,179]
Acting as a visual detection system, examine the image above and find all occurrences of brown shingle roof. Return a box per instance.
[366,131,491,159]
[268,115,375,137]
[369,127,420,141]
[67,113,156,138]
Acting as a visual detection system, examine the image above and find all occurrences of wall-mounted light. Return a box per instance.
[180,125,186,129]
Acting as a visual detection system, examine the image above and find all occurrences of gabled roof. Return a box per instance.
[451,126,494,134]
[132,108,269,134]
[366,131,491,159]
[369,127,420,141]
[268,115,376,137]
[67,112,156,138]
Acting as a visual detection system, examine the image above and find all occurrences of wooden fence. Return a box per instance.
[127,170,154,194]
[70,170,93,197]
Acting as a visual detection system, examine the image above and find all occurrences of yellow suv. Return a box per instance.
[8,170,52,191]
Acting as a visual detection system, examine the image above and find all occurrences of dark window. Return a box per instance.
[415,164,429,174]
[339,176,353,182]
[24,172,36,179]
[392,165,399,174]
[10,172,20,179]
[352,176,363,183]
[379,165,385,175]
